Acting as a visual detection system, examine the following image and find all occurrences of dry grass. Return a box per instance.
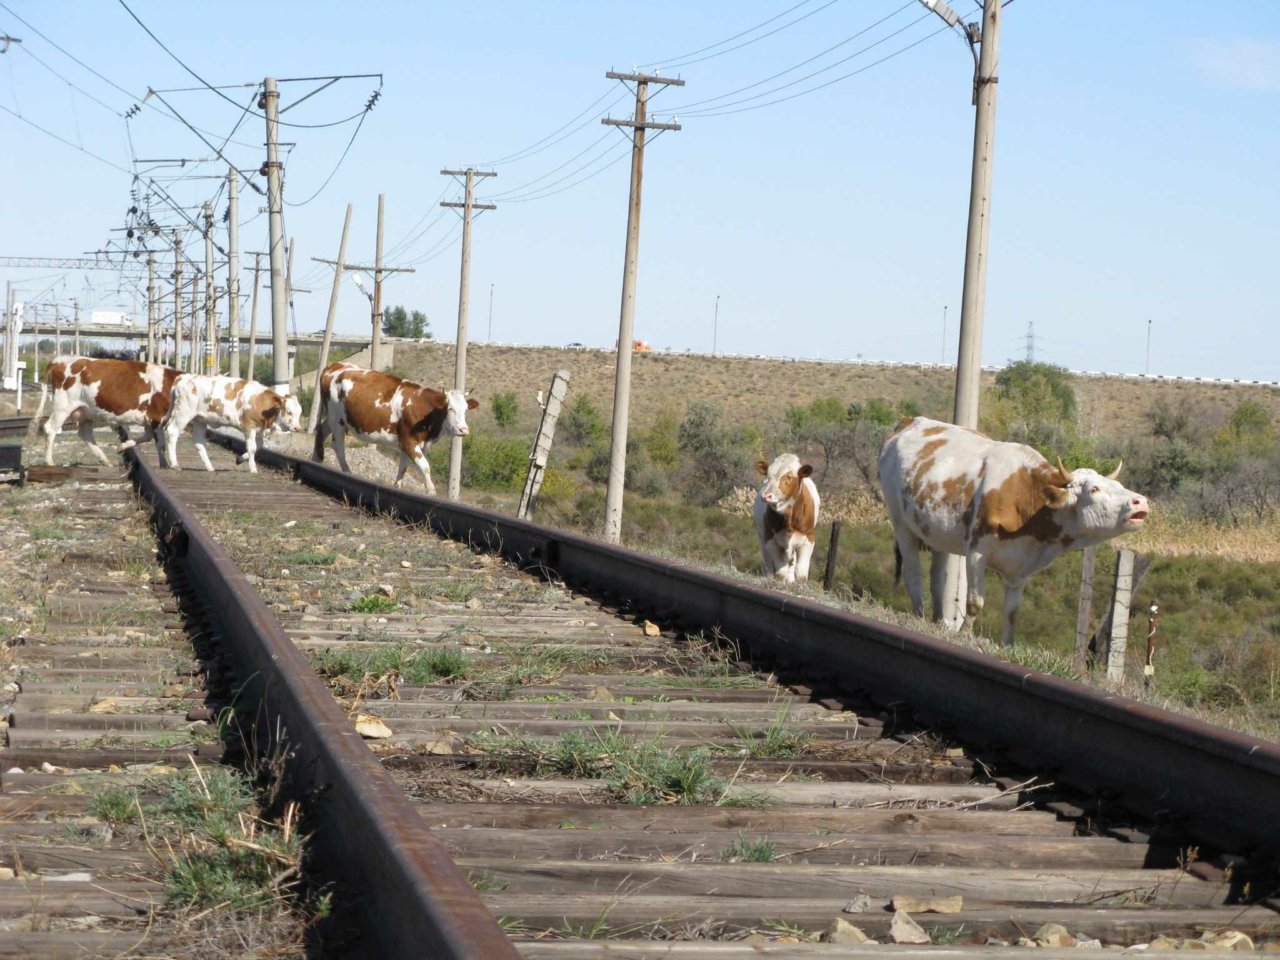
[1126,508,1280,564]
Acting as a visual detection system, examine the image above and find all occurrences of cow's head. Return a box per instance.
[756,453,813,508]
[258,390,304,434]
[440,389,479,438]
[1057,459,1150,534]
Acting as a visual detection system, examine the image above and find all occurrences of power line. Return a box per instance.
[0,100,132,173]
[284,104,371,207]
[485,130,614,199]
[639,0,824,68]
[497,141,631,204]
[477,89,625,167]
[651,0,845,71]
[677,19,945,118]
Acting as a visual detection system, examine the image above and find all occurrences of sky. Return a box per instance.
[0,0,1276,382]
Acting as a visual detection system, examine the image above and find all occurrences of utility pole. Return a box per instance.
[307,203,353,434]
[440,168,497,501]
[246,252,263,381]
[227,168,241,378]
[921,0,1002,629]
[262,77,290,395]
[146,254,156,364]
[1145,319,1152,376]
[488,283,494,342]
[54,304,61,356]
[73,299,80,355]
[1024,321,1034,363]
[2,282,13,389]
[173,236,184,373]
[713,294,719,356]
[203,200,216,374]
[600,70,683,544]
[941,304,948,364]
[188,271,201,373]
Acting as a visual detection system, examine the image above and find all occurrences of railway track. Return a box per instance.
[4,426,1277,957]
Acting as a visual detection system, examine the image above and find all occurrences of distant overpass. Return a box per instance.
[20,322,374,351]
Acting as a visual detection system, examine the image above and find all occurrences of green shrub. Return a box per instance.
[491,391,518,428]
[561,395,606,446]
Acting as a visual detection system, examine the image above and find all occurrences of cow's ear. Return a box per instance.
[263,405,281,422]
[798,464,814,480]
[466,398,479,410]
[755,460,769,476]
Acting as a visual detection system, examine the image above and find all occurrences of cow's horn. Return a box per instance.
[1055,456,1072,484]
[1106,459,1123,480]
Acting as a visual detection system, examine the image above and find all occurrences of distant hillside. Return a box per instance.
[393,341,1280,441]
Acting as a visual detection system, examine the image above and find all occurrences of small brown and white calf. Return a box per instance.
[753,453,821,583]
[36,356,181,466]
[312,362,478,494]
[162,374,303,473]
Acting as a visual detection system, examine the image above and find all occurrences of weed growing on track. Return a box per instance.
[88,785,142,825]
[283,548,337,567]
[720,835,777,863]
[350,594,399,614]
[728,709,813,759]
[312,643,471,687]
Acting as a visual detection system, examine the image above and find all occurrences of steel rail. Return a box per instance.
[231,437,1280,862]
[124,447,520,960]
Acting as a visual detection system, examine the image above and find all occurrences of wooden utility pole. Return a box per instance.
[246,252,263,381]
[203,200,216,373]
[262,76,290,394]
[72,299,80,355]
[928,0,1002,628]
[146,254,157,363]
[54,304,61,356]
[518,370,572,520]
[227,168,241,378]
[307,204,353,434]
[1073,544,1098,673]
[441,168,497,501]
[600,70,683,544]
[173,236,184,372]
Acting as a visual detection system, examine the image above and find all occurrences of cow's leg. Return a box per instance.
[146,423,169,467]
[76,423,113,466]
[42,408,67,466]
[191,422,215,472]
[394,450,411,488]
[242,426,259,473]
[894,530,926,617]
[793,534,815,583]
[409,443,436,496]
[114,425,138,452]
[163,410,192,470]
[763,536,788,580]
[999,578,1028,648]
[330,421,352,473]
[964,551,988,633]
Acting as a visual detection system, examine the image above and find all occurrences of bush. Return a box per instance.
[561,395,606,446]
[677,401,752,506]
[643,410,680,469]
[491,391,518,428]
[461,434,529,490]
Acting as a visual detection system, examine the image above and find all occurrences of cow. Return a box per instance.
[311,362,478,495]
[753,453,821,583]
[162,374,303,473]
[878,416,1150,647]
[34,356,181,467]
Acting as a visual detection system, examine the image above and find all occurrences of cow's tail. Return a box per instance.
[27,374,50,440]
[893,543,903,587]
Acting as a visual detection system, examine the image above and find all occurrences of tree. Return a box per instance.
[381,305,430,339]
[561,395,606,447]
[491,391,518,428]
[677,401,752,506]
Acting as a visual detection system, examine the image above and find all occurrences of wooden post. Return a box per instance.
[1144,603,1160,683]
[1106,549,1136,683]
[1074,544,1097,673]
[518,370,571,520]
[823,521,843,591]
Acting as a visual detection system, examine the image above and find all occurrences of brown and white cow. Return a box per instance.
[35,356,181,466]
[311,362,478,494]
[753,453,821,583]
[162,374,303,473]
[878,416,1150,646]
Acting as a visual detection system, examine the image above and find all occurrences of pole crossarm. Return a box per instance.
[602,118,681,132]
[440,202,497,212]
[440,169,497,179]
[605,71,684,86]
[310,258,415,274]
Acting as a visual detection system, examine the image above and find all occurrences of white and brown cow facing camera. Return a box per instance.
[36,356,181,466]
[753,453,821,583]
[878,416,1150,647]
[163,374,303,473]
[312,362,478,495]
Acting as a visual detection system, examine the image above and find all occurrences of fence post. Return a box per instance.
[517,370,571,520]
[1106,549,1136,683]
[1143,603,1159,684]
[1074,544,1097,673]
[822,521,843,591]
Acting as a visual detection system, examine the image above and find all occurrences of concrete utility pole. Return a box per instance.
[173,236,184,373]
[54,304,61,356]
[73,299,80,355]
[246,252,263,381]
[441,168,497,501]
[188,272,201,373]
[1145,319,1152,376]
[203,200,216,373]
[307,203,353,434]
[713,295,719,356]
[2,282,13,389]
[600,70,683,544]
[922,0,1002,628]
[227,168,241,378]
[262,77,290,394]
[146,254,157,363]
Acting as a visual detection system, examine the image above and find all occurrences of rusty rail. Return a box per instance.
[125,448,520,960]
[230,437,1280,862]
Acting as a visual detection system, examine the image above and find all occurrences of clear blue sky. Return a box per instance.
[1,1,1276,381]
